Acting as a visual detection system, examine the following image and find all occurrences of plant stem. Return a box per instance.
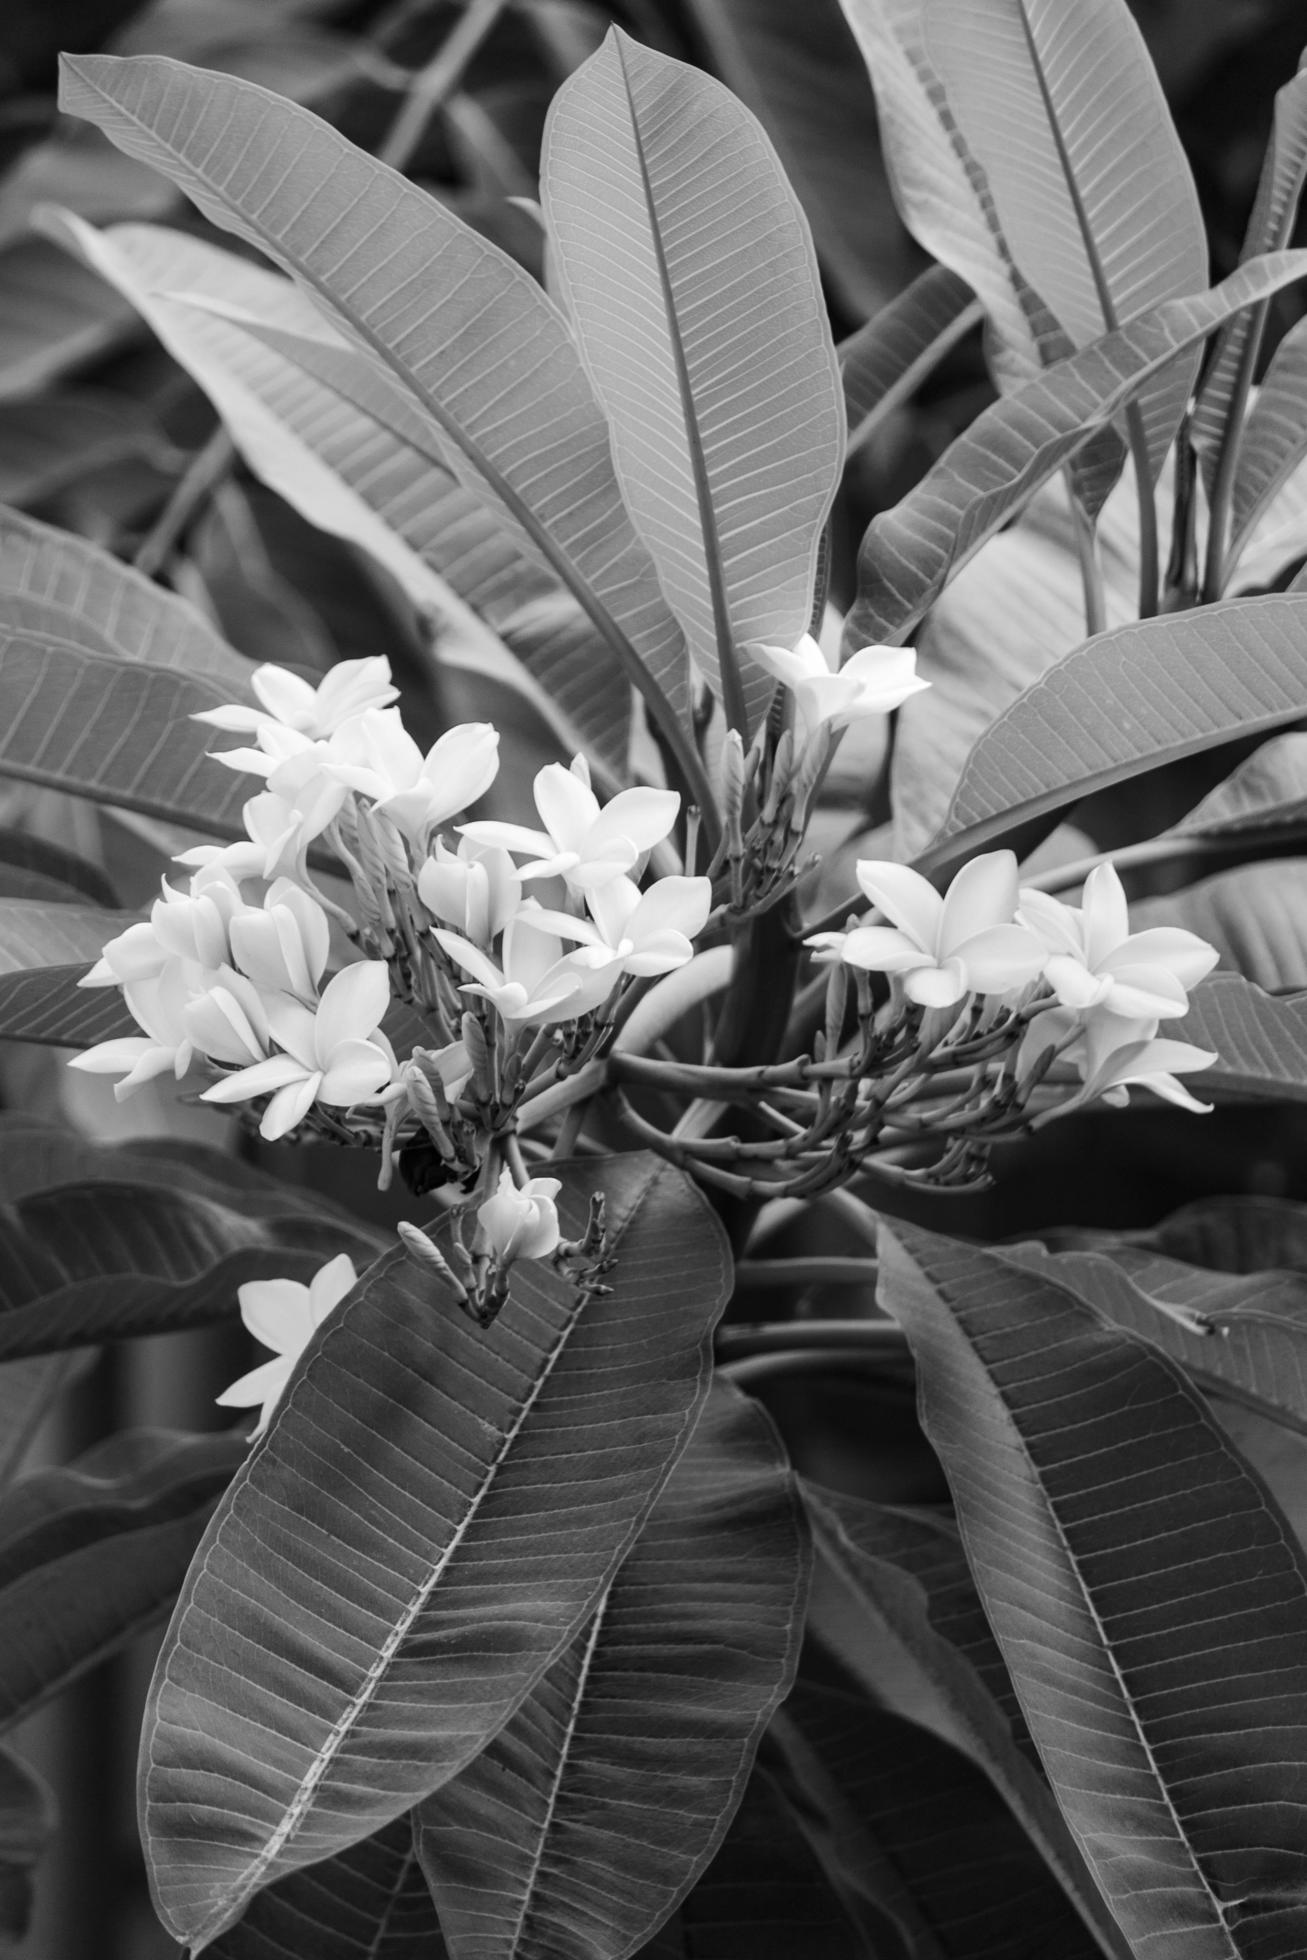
[377,0,509,171]
[133,428,234,578]
[1065,471,1106,638]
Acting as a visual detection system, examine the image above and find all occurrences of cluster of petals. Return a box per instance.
[473,1169,562,1264]
[461,756,679,893]
[745,632,929,738]
[809,852,1046,1007]
[1017,865,1218,1019]
[217,1253,358,1438]
[1019,1005,1216,1114]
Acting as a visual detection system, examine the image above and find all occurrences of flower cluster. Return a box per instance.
[72,655,711,1173]
[809,852,1219,1114]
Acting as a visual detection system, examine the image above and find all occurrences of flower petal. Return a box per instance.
[314,961,389,1058]
[954,923,1046,994]
[1081,862,1131,966]
[1104,929,1220,991]
[201,1054,311,1104]
[587,786,680,857]
[940,851,1019,952]
[319,1040,394,1106]
[534,762,600,852]
[260,1073,322,1140]
[904,960,968,1007]
[831,925,928,973]
[853,861,941,949]
[237,1277,312,1354]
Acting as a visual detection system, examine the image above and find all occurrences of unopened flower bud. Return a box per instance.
[472,1168,562,1265]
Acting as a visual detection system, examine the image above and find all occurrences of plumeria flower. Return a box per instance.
[744,632,929,737]
[418,837,522,948]
[175,786,337,881]
[81,865,245,989]
[473,1169,562,1264]
[228,879,331,1002]
[68,961,200,1097]
[461,755,679,894]
[1018,864,1219,1020]
[808,853,1046,1007]
[216,1253,358,1438]
[1020,1004,1216,1114]
[194,656,398,740]
[536,874,713,979]
[435,908,618,1026]
[323,710,499,845]
[201,962,398,1140]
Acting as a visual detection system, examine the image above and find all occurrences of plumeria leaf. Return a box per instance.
[1002,1228,1307,1437]
[850,251,1307,649]
[1190,66,1307,499]
[139,1155,730,1951]
[683,0,912,323]
[0,1427,244,1728]
[56,54,703,800]
[0,899,136,1045]
[634,1771,866,1959]
[0,1355,91,1488]
[0,1114,380,1357]
[840,264,983,458]
[923,0,1206,484]
[0,236,136,400]
[542,29,845,732]
[207,1816,447,1960]
[44,215,632,779]
[1133,860,1307,993]
[1226,315,1307,573]
[802,1483,1123,1957]
[1168,732,1307,839]
[915,594,1307,876]
[836,0,1066,392]
[769,1680,1114,1959]
[1173,972,1307,1103]
[0,829,118,909]
[879,1217,1307,1957]
[414,1378,809,1960]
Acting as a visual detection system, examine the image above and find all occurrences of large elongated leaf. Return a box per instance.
[684,0,912,323]
[209,1816,447,1959]
[1227,317,1307,569]
[0,1355,90,1487]
[140,1156,730,1951]
[0,1427,244,1727]
[771,1681,1110,1959]
[879,1218,1307,1958]
[0,830,118,909]
[1002,1236,1307,1437]
[57,54,701,791]
[915,594,1307,875]
[0,236,136,399]
[46,216,631,778]
[849,250,1307,649]
[0,899,135,1046]
[1174,973,1307,1103]
[840,264,983,457]
[1170,733,1307,838]
[836,0,1061,391]
[415,1379,808,1960]
[0,1114,380,1357]
[1133,860,1307,994]
[923,0,1205,482]
[803,1485,1122,1957]
[1191,67,1307,497]
[542,30,844,731]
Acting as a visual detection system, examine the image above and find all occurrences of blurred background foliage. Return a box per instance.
[2,0,1306,1950]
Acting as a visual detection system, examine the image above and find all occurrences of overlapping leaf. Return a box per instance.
[0,236,136,400]
[415,1379,808,1960]
[0,830,117,908]
[802,1484,1121,1956]
[0,899,135,1045]
[840,264,983,457]
[0,1429,243,1727]
[0,1114,380,1356]
[1133,860,1307,993]
[1174,973,1307,1102]
[850,250,1307,649]
[1170,733,1307,838]
[47,216,630,776]
[915,594,1307,874]
[139,1156,730,1951]
[542,30,845,731]
[1227,316,1307,569]
[923,0,1206,482]
[880,1219,1307,1958]
[209,1816,447,1959]
[58,53,699,786]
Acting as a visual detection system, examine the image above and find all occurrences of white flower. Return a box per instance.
[808,853,1046,1007]
[745,632,929,736]
[323,710,499,844]
[536,874,713,979]
[434,909,617,1026]
[182,967,274,1069]
[461,754,679,894]
[418,836,522,947]
[194,656,397,739]
[216,1253,358,1438]
[1018,864,1218,1020]
[68,962,199,1096]
[175,786,338,881]
[81,866,245,989]
[1020,1004,1216,1114]
[200,962,397,1140]
[473,1168,562,1264]
[227,879,331,1002]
